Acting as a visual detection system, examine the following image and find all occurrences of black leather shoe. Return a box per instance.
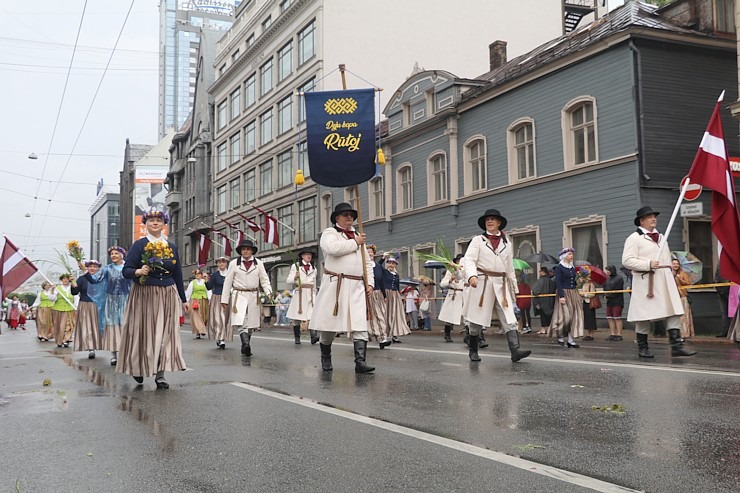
[556,340,565,346]
[567,342,580,348]
[155,378,169,389]
[219,340,226,349]
[133,376,144,384]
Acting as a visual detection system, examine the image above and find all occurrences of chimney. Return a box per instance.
[489,40,508,71]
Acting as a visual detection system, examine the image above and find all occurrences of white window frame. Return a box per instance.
[563,214,607,268]
[396,163,413,213]
[463,135,487,196]
[562,96,599,170]
[344,187,358,210]
[368,176,384,220]
[428,151,448,204]
[278,41,293,82]
[320,192,333,229]
[507,118,536,183]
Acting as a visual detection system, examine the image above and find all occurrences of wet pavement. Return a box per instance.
[1,322,738,492]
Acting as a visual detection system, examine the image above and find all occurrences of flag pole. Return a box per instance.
[658,178,692,255]
[35,270,77,311]
[339,63,372,320]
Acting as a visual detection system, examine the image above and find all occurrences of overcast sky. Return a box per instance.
[0,0,628,274]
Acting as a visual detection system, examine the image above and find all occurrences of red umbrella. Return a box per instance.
[576,265,608,285]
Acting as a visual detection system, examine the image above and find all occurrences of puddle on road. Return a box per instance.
[507,382,544,386]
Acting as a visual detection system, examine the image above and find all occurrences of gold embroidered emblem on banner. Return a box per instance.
[324,98,358,115]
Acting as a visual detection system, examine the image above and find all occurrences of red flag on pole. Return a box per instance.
[232,210,261,233]
[686,92,740,284]
[198,234,212,267]
[252,204,279,246]
[1,235,39,299]
[219,218,245,248]
[223,237,232,257]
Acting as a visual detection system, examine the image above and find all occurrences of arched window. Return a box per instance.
[368,176,384,219]
[562,97,598,168]
[396,164,413,212]
[464,137,487,195]
[320,192,332,229]
[507,118,536,183]
[427,152,447,203]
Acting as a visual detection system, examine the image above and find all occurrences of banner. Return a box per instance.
[134,165,169,241]
[304,88,376,187]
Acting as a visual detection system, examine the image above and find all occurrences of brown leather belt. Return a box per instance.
[634,266,671,298]
[297,284,315,315]
[448,287,463,301]
[324,268,364,316]
[231,287,259,313]
[477,269,508,307]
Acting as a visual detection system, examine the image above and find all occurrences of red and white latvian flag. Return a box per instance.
[1,235,39,299]
[222,236,232,257]
[253,205,279,246]
[686,91,740,284]
[198,234,212,267]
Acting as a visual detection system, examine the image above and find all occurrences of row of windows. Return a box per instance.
[351,98,599,217]
[216,19,316,132]
[214,142,310,212]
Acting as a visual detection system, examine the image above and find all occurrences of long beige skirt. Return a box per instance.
[189,298,208,335]
[73,301,101,351]
[52,310,76,345]
[386,291,411,338]
[208,294,232,342]
[549,288,584,339]
[679,297,695,338]
[117,284,186,377]
[36,306,53,339]
[367,290,388,340]
[102,324,122,352]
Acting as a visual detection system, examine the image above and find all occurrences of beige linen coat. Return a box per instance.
[286,262,317,321]
[438,268,466,325]
[622,231,684,322]
[462,234,518,326]
[222,257,272,328]
[309,227,374,333]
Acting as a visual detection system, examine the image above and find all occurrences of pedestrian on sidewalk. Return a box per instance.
[603,265,624,341]
[366,245,390,349]
[275,291,291,327]
[532,267,555,335]
[402,284,419,331]
[72,260,103,359]
[286,248,319,345]
[622,206,695,359]
[384,253,410,344]
[19,300,29,329]
[309,203,376,373]
[580,269,598,342]
[206,256,231,350]
[550,248,583,348]
[462,208,531,363]
[419,278,435,332]
[51,274,77,348]
[714,263,731,337]
[438,254,465,343]
[222,239,272,357]
[31,282,56,341]
[186,269,210,339]
[118,209,188,389]
[672,259,694,339]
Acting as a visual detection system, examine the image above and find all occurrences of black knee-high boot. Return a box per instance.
[444,324,453,342]
[669,329,696,357]
[293,325,301,344]
[240,332,252,356]
[636,333,653,358]
[506,330,531,362]
[353,340,375,373]
[309,329,319,345]
[468,335,481,362]
[320,343,332,371]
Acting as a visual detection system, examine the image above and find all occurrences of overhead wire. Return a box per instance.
[32,0,138,254]
[25,0,88,252]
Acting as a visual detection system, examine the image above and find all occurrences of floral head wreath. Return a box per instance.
[59,273,74,281]
[192,269,204,276]
[108,246,126,256]
[577,266,591,278]
[141,209,170,225]
[384,250,400,265]
[366,244,377,253]
[84,260,102,267]
[558,247,575,259]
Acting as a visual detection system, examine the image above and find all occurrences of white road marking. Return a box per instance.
[230,381,641,493]
[248,335,740,378]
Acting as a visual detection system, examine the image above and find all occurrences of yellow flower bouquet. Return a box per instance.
[139,241,174,285]
[66,240,85,262]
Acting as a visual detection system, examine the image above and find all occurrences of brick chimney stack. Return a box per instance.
[489,40,508,71]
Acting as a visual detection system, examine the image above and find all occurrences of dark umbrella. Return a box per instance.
[399,278,420,286]
[423,260,448,270]
[524,252,559,264]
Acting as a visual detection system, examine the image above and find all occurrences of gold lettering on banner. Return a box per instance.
[325,120,359,131]
[324,133,362,152]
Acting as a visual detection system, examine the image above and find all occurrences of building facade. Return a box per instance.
[119,140,154,249]
[159,0,236,138]
[319,1,740,332]
[207,0,574,290]
[89,185,120,264]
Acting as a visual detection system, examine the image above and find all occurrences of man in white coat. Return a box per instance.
[286,248,318,345]
[309,203,375,373]
[622,206,696,358]
[222,239,272,356]
[462,209,531,363]
[438,254,465,343]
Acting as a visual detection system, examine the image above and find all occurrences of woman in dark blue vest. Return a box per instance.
[207,256,231,349]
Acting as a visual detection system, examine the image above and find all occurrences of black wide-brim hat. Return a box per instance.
[634,206,660,226]
[330,202,358,224]
[236,239,258,255]
[477,209,507,230]
[297,248,316,258]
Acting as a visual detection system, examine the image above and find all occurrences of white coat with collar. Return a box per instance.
[222,257,272,328]
[286,262,317,321]
[462,234,518,326]
[622,231,683,322]
[438,267,466,325]
[309,227,374,333]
